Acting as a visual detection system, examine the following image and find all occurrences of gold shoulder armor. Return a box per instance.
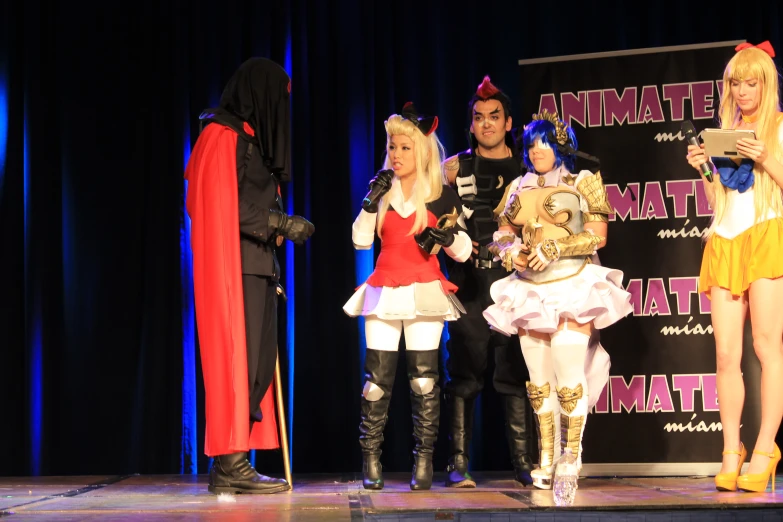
[493,182,515,221]
[576,171,612,222]
[499,192,522,226]
[444,156,460,172]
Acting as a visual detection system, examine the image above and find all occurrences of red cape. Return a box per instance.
[185,123,279,456]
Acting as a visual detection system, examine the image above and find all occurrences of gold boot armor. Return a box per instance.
[558,384,586,470]
[526,381,559,489]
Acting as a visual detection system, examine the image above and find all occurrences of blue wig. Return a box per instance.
[521,118,578,173]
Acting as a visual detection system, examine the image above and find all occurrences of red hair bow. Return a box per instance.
[735,40,776,58]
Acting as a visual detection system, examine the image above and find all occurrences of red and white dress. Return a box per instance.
[343,180,471,321]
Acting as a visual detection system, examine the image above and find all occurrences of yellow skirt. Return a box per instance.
[700,217,783,298]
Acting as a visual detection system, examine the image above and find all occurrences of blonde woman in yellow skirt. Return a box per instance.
[686,41,783,493]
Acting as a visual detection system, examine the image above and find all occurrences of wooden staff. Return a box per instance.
[274,350,292,489]
[273,282,293,489]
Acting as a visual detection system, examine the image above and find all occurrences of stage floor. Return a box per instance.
[1,473,782,521]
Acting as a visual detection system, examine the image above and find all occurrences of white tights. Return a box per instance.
[365,317,444,351]
[520,328,591,469]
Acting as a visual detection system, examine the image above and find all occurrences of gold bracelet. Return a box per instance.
[539,239,560,262]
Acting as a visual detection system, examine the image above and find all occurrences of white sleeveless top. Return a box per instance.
[713,120,783,240]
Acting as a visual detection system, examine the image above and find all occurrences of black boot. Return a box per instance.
[362,454,383,490]
[445,394,476,487]
[504,394,534,486]
[208,452,290,494]
[359,349,398,490]
[407,350,440,491]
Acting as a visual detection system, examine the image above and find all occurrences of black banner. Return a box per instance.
[518,41,761,475]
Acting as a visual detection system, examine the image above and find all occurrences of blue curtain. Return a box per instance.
[1,0,780,475]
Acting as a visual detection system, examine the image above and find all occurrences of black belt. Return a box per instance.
[474,258,503,270]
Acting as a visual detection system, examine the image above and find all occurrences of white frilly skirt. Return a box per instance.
[483,264,632,336]
[583,332,612,410]
[343,280,465,321]
[483,263,629,410]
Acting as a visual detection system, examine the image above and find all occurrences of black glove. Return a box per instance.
[416,226,455,248]
[361,169,394,213]
[268,210,315,245]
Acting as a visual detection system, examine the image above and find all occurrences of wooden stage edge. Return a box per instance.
[1,472,782,521]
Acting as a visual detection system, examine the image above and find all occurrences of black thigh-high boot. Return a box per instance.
[504,394,534,486]
[407,350,440,491]
[359,349,399,490]
[445,394,476,487]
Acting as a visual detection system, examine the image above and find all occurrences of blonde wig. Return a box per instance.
[376,115,446,236]
[708,47,783,237]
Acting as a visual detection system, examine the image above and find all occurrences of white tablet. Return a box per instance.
[701,128,756,158]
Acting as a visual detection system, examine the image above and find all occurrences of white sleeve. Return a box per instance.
[508,176,522,194]
[489,233,523,262]
[443,231,472,262]
[352,210,377,250]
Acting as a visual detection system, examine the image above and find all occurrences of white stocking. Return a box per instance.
[551,329,590,467]
[520,333,560,488]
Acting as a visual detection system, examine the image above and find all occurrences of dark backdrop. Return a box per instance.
[2,0,781,476]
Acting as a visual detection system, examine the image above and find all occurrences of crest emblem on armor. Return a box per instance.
[504,192,521,223]
[544,190,581,235]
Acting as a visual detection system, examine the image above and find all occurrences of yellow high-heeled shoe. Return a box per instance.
[715,443,747,491]
[737,443,781,493]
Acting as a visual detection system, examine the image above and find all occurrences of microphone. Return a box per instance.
[681,120,713,182]
[362,169,394,211]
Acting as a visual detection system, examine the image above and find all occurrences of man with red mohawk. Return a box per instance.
[441,76,533,487]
